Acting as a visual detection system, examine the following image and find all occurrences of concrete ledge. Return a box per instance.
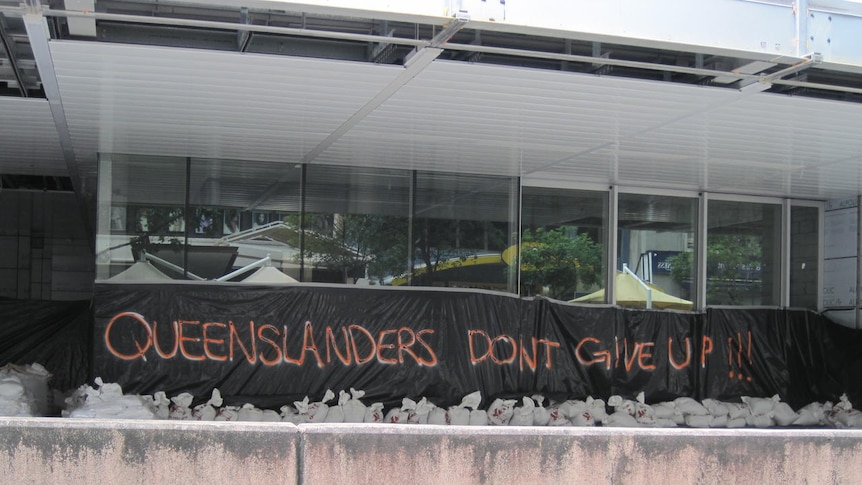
[0,418,299,484]
[300,424,862,485]
[2,419,862,484]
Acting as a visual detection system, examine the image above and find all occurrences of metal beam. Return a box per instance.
[23,7,94,249]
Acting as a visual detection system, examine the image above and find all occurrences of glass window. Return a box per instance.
[520,187,608,301]
[188,158,302,281]
[409,172,518,292]
[706,200,781,306]
[790,205,820,309]
[617,193,697,310]
[96,154,188,280]
[304,165,411,285]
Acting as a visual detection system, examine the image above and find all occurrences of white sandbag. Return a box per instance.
[191,403,217,421]
[725,402,751,420]
[608,395,636,416]
[0,378,26,400]
[306,389,335,423]
[587,397,609,424]
[843,410,862,428]
[745,413,775,428]
[531,395,551,426]
[726,417,747,428]
[150,392,170,419]
[324,391,350,423]
[447,391,481,426]
[281,404,305,423]
[741,395,779,416]
[604,411,639,427]
[702,399,730,417]
[469,409,488,426]
[654,418,679,428]
[169,392,194,420]
[569,408,595,427]
[634,403,655,423]
[559,399,587,419]
[684,414,712,428]
[487,398,516,425]
[238,403,265,421]
[343,388,367,423]
[708,414,728,428]
[192,389,223,421]
[447,406,471,426]
[427,406,448,425]
[652,402,683,424]
[363,402,385,423]
[674,397,708,416]
[408,397,435,424]
[215,405,240,421]
[546,403,570,426]
[633,393,655,424]
[384,407,408,424]
[509,397,535,426]
[261,409,282,422]
[793,402,828,426]
[772,402,799,427]
[1,363,51,416]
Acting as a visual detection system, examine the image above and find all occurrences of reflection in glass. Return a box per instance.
[706,200,781,306]
[618,193,697,309]
[520,187,607,301]
[95,155,188,280]
[790,206,819,309]
[409,172,518,292]
[304,165,411,284]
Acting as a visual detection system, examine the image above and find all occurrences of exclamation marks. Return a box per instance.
[727,331,753,382]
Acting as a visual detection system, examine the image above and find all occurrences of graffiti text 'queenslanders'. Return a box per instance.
[104,312,438,367]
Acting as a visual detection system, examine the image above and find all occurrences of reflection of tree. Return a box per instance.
[517,226,602,300]
[128,207,184,261]
[412,218,506,286]
[298,214,408,283]
[668,234,762,304]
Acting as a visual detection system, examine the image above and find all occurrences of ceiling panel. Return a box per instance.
[15,39,860,202]
[0,98,65,176]
[49,41,404,165]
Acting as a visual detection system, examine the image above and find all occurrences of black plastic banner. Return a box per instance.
[92,283,862,408]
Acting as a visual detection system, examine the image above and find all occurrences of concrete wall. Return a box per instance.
[2,419,861,485]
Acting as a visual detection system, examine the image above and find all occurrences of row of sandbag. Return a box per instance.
[59,379,862,428]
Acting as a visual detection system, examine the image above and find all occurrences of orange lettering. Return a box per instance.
[257,324,283,366]
[376,329,398,364]
[152,319,179,359]
[325,326,353,365]
[638,342,656,370]
[575,337,611,370]
[202,322,227,361]
[414,329,438,366]
[701,336,713,368]
[668,337,691,370]
[349,324,376,364]
[490,335,517,365]
[178,320,205,361]
[229,320,257,364]
[302,321,325,367]
[468,329,492,364]
[104,312,152,360]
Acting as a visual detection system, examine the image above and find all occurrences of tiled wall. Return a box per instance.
[0,191,93,300]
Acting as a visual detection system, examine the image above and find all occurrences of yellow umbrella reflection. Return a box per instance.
[571,266,693,311]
